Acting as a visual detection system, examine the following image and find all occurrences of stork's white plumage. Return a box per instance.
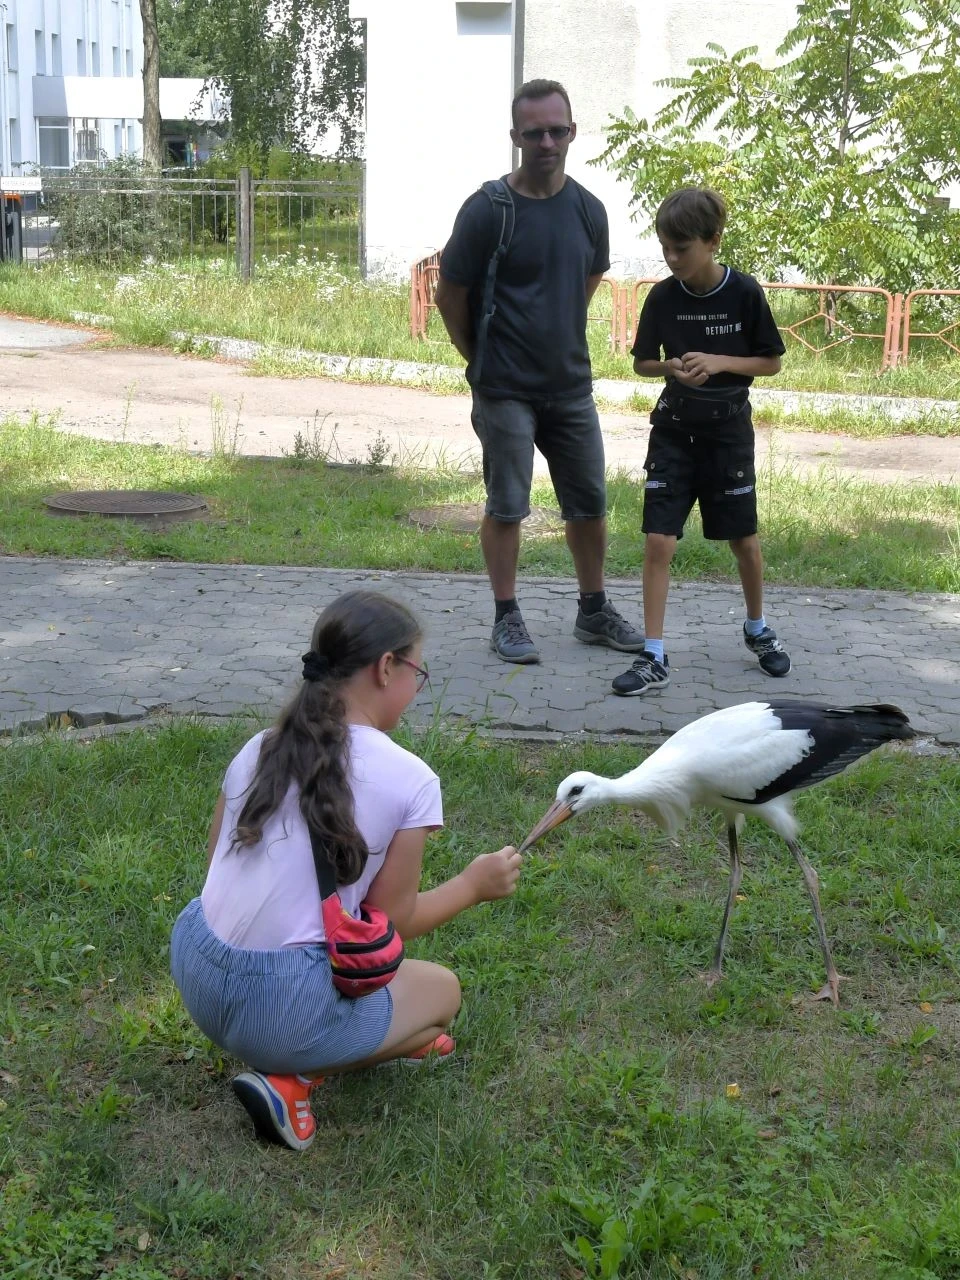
[519,701,916,1004]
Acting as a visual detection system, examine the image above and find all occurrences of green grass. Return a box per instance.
[608,388,960,439]
[1,721,959,1278]
[3,259,960,411]
[2,415,958,592]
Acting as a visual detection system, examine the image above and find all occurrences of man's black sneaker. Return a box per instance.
[573,600,645,652]
[743,624,791,677]
[491,610,540,663]
[611,651,671,696]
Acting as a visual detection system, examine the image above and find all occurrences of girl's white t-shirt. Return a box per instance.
[201,724,443,949]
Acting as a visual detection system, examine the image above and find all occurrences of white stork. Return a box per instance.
[519,701,916,1005]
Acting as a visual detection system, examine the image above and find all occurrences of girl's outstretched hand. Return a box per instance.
[465,847,522,903]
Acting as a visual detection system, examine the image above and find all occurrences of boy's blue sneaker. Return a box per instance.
[573,600,645,652]
[491,610,540,663]
[611,652,671,697]
[743,624,791,677]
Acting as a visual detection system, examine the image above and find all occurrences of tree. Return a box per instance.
[139,0,164,168]
[598,0,960,291]
[156,0,213,79]
[178,0,364,164]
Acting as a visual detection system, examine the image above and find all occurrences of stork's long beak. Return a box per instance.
[518,799,575,854]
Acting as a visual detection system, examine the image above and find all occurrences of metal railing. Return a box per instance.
[409,256,622,343]
[901,290,960,364]
[409,250,441,337]
[410,256,948,370]
[12,168,364,275]
[611,279,899,371]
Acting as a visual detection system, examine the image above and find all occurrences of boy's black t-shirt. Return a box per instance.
[631,268,785,422]
[439,176,610,401]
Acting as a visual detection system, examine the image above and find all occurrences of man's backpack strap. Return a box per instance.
[473,179,515,382]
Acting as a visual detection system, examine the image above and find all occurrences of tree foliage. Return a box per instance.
[175,0,364,164]
[157,0,213,79]
[598,0,960,290]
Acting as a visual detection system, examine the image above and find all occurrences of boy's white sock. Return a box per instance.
[744,616,766,637]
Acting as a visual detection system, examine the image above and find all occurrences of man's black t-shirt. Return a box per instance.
[632,267,785,388]
[439,176,610,401]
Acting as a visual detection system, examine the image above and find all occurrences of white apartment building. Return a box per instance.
[0,0,222,175]
[0,0,145,173]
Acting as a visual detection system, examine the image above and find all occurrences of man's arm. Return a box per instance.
[434,278,475,364]
[586,273,605,305]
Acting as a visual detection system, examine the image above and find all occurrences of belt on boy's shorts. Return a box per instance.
[653,384,750,426]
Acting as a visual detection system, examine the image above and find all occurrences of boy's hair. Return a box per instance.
[511,78,572,127]
[233,590,422,886]
[655,187,727,242]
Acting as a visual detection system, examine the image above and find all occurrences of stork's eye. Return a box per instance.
[568,785,585,797]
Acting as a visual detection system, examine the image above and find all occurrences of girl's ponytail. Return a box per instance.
[232,591,422,883]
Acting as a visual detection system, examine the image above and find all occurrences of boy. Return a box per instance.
[611,186,790,697]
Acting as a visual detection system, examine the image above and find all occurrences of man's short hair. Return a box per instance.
[655,188,727,242]
[511,79,572,127]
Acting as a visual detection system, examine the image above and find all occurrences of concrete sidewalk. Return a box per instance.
[2,556,959,745]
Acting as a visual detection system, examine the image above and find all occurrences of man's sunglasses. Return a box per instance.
[518,125,572,142]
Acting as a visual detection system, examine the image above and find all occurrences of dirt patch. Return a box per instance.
[406,502,564,536]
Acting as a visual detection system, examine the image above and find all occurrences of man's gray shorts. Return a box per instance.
[470,391,607,522]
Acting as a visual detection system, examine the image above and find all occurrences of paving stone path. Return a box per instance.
[3,557,958,746]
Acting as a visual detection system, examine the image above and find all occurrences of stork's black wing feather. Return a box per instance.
[748,702,915,805]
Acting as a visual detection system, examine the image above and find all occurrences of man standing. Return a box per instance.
[435,79,644,664]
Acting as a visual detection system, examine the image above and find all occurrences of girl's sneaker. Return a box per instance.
[400,1033,456,1066]
[231,1071,320,1151]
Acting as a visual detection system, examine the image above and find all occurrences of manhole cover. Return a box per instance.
[406,503,564,537]
[44,490,207,522]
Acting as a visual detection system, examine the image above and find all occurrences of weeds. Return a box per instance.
[208,395,244,460]
[3,258,960,411]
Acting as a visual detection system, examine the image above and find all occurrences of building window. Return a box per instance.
[112,46,120,76]
[76,122,100,163]
[77,39,86,75]
[125,48,133,76]
[38,117,70,171]
[92,42,100,75]
[114,122,122,154]
[9,118,21,167]
[34,30,45,76]
[6,25,17,73]
[51,34,62,76]
[127,123,135,152]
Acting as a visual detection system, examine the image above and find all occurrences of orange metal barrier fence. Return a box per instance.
[410,254,954,369]
[409,251,442,340]
[901,290,960,364]
[611,279,898,371]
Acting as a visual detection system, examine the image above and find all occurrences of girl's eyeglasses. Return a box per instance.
[396,656,430,692]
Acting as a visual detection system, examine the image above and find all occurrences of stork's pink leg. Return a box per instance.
[702,824,742,987]
[786,838,845,1006]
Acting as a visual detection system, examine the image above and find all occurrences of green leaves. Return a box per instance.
[597,0,960,291]
[174,0,364,162]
